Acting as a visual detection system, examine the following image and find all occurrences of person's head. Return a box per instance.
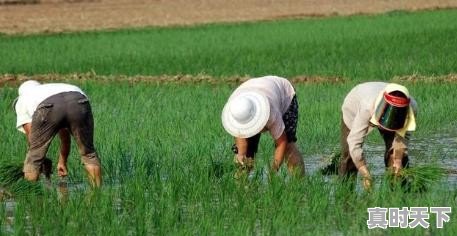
[222,91,270,138]
[370,83,416,135]
[18,80,40,96]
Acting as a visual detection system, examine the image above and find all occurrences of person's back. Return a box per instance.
[16,83,83,129]
[230,76,296,115]
[342,82,387,129]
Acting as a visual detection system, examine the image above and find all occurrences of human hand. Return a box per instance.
[362,177,372,191]
[271,160,281,172]
[358,165,372,191]
[388,166,402,178]
[234,154,246,166]
[233,155,254,171]
[57,161,68,177]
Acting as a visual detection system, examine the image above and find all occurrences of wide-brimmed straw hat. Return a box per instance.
[370,83,416,137]
[221,91,270,138]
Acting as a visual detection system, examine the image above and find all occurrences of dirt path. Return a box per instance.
[2,73,457,86]
[1,0,457,35]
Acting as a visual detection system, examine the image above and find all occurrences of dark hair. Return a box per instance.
[388,90,407,98]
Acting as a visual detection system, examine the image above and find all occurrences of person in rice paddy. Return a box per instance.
[13,80,102,187]
[338,82,417,190]
[221,75,305,177]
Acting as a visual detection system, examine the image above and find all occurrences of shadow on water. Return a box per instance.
[0,176,90,233]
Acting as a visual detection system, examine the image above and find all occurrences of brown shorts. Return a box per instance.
[23,91,100,174]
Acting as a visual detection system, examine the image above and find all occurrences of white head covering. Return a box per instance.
[18,80,40,96]
[370,83,416,137]
[222,91,270,138]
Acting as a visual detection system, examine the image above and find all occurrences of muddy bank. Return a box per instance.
[0,73,346,86]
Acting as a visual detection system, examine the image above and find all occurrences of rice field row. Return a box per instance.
[1,79,456,235]
[0,8,456,235]
[0,9,456,80]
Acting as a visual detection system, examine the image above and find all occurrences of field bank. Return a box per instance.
[0,8,456,235]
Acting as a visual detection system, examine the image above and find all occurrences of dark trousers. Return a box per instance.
[23,92,100,174]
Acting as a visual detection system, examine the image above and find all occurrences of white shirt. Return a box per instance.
[15,83,85,133]
[229,76,296,139]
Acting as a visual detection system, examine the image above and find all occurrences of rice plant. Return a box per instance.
[0,9,456,235]
[385,164,448,193]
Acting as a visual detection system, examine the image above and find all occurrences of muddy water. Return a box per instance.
[305,128,457,185]
[410,129,457,185]
[2,129,455,233]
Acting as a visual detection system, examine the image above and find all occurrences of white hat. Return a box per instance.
[370,83,416,137]
[221,91,270,138]
[18,80,40,96]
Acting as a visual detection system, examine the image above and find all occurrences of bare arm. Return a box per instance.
[22,123,32,145]
[234,137,248,165]
[272,132,287,172]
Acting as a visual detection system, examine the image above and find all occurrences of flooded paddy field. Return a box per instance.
[0,8,457,235]
[1,80,456,235]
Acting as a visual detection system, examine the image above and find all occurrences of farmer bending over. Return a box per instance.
[14,80,102,187]
[222,75,305,176]
[339,82,417,190]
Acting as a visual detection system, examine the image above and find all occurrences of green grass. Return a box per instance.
[0,9,456,79]
[0,8,456,235]
[1,81,456,235]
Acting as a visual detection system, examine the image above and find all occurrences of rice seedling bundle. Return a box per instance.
[0,160,43,196]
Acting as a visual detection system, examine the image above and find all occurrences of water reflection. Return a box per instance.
[1,128,455,234]
[306,128,457,185]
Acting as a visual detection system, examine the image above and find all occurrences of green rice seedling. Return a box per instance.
[0,161,23,187]
[207,157,236,180]
[6,179,43,197]
[1,9,457,234]
[0,81,455,234]
[320,152,341,175]
[0,159,48,196]
[385,164,447,193]
[1,10,457,79]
